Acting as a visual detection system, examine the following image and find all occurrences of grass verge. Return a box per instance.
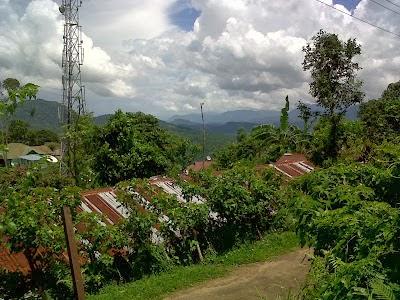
[89,231,299,300]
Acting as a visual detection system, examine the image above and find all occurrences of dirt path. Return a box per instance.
[165,248,311,300]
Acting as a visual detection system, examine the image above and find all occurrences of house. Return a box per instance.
[0,143,57,166]
[273,153,314,179]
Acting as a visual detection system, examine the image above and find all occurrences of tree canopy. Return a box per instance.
[93,110,197,185]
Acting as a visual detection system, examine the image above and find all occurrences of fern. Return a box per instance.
[327,255,343,272]
[371,280,396,300]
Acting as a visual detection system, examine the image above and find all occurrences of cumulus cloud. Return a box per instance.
[0,0,135,100]
[0,0,400,117]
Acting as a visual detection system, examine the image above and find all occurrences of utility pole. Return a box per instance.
[200,103,206,169]
[59,0,86,174]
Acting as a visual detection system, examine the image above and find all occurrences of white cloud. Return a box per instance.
[0,0,400,117]
[0,0,135,99]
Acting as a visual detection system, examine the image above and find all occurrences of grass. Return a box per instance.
[89,231,299,300]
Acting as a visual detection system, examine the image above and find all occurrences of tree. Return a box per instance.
[0,79,39,165]
[93,111,196,185]
[360,81,400,143]
[8,120,30,143]
[297,101,313,133]
[280,95,290,131]
[303,30,364,159]
[63,115,98,187]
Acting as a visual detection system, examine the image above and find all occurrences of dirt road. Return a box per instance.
[165,248,311,300]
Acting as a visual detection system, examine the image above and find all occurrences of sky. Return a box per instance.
[0,0,399,118]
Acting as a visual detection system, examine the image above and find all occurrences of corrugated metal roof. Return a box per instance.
[0,179,211,274]
[274,153,314,179]
[0,189,130,275]
[81,188,130,224]
[150,176,205,204]
[187,160,213,172]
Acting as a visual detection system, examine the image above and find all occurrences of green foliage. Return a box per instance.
[7,119,59,145]
[205,166,281,240]
[0,78,39,165]
[64,114,99,187]
[297,101,313,133]
[360,81,400,143]
[295,164,400,299]
[0,166,131,298]
[311,118,365,165]
[89,232,298,300]
[93,111,197,185]
[280,95,290,131]
[217,124,306,168]
[0,184,81,298]
[303,30,364,159]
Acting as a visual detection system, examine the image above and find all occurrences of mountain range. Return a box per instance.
[12,99,360,156]
[169,105,359,126]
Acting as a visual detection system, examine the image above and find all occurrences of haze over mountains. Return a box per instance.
[15,99,359,136]
[169,105,359,126]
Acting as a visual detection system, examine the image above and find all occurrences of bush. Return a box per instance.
[294,164,400,299]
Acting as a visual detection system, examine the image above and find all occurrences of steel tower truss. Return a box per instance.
[61,0,85,125]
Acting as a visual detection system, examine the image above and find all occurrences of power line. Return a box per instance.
[368,0,400,16]
[312,0,400,39]
[381,0,400,10]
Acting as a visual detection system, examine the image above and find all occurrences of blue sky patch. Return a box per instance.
[169,0,201,31]
[334,0,362,10]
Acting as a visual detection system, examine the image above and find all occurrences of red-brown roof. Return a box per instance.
[81,188,130,225]
[0,189,130,275]
[0,246,30,275]
[187,160,213,172]
[273,153,314,179]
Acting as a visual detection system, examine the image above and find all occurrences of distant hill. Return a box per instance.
[170,105,360,126]
[170,110,279,125]
[12,99,359,157]
[14,99,63,131]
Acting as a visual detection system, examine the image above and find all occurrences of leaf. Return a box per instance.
[371,280,396,300]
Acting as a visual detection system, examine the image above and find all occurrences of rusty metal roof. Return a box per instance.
[1,179,210,274]
[0,189,130,275]
[273,153,314,179]
[187,160,213,172]
[0,245,30,275]
[81,188,130,225]
[149,176,205,204]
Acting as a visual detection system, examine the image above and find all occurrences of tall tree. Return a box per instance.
[297,101,312,133]
[280,96,290,131]
[303,30,364,158]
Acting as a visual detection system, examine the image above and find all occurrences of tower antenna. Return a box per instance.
[59,0,85,174]
[60,0,85,124]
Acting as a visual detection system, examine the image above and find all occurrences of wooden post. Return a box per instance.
[62,206,85,300]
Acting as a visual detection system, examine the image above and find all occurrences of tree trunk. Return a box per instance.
[192,230,203,262]
[329,114,340,159]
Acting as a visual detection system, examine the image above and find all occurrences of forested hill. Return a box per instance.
[14,99,63,131]
[13,99,256,155]
[13,99,358,156]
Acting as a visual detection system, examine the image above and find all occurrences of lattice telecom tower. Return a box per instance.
[60,0,85,125]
